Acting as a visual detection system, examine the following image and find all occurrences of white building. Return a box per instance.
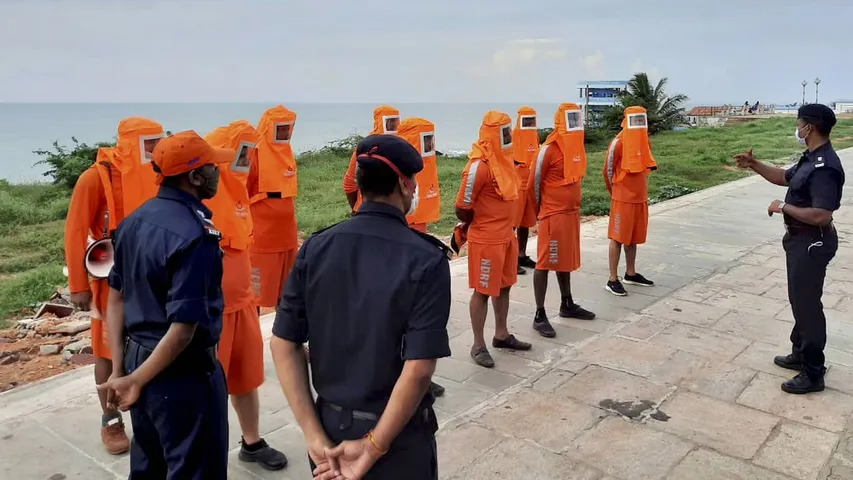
[834,100,853,114]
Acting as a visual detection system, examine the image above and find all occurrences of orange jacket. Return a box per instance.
[203,121,257,251]
[398,117,440,225]
[541,103,587,185]
[254,105,298,201]
[64,117,164,293]
[343,105,401,210]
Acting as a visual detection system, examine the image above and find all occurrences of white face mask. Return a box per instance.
[795,127,807,145]
[407,182,419,216]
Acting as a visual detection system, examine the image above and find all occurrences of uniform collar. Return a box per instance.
[355,201,408,225]
[805,141,833,162]
[157,186,212,218]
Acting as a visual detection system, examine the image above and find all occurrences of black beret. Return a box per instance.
[356,134,423,178]
[798,104,837,129]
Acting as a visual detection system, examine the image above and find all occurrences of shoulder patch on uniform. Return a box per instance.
[193,209,221,239]
[413,230,452,260]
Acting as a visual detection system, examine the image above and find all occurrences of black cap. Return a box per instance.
[356,134,423,178]
[798,103,837,131]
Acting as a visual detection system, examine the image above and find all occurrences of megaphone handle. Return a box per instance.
[102,210,110,239]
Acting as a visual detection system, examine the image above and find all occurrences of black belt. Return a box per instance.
[125,337,218,373]
[320,400,432,425]
[784,222,834,236]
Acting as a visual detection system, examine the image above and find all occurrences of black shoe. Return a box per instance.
[773,354,802,371]
[560,303,596,321]
[518,256,537,269]
[492,334,532,351]
[517,264,526,275]
[429,381,445,398]
[238,438,288,471]
[606,279,627,296]
[781,372,825,394]
[623,273,654,287]
[533,310,556,338]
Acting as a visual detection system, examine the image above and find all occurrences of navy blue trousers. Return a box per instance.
[124,342,229,480]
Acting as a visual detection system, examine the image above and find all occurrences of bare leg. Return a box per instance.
[624,244,638,276]
[517,227,530,257]
[492,287,512,340]
[608,239,622,281]
[533,269,548,310]
[95,357,119,417]
[231,390,261,444]
[555,271,572,304]
[470,291,489,349]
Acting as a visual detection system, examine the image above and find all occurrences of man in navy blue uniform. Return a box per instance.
[271,134,451,480]
[98,130,233,479]
[735,103,845,394]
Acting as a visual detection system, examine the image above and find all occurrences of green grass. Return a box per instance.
[2,116,852,322]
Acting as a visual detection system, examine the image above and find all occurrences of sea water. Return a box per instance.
[0,102,563,183]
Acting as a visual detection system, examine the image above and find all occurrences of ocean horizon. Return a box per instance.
[0,100,728,183]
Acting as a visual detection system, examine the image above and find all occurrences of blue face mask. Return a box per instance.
[794,126,808,145]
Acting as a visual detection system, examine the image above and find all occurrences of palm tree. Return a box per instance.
[601,73,689,134]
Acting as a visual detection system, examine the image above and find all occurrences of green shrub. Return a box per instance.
[33,137,114,191]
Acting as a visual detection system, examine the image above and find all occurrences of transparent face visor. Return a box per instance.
[520,115,537,130]
[627,113,648,129]
[139,134,165,164]
[383,115,400,134]
[273,122,294,144]
[231,141,255,173]
[500,124,513,149]
[420,132,436,157]
[565,110,584,131]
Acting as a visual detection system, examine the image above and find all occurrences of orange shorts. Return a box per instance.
[536,212,581,272]
[91,278,111,359]
[409,223,428,233]
[218,303,265,395]
[251,249,298,307]
[467,239,518,297]
[608,200,649,245]
[515,191,537,228]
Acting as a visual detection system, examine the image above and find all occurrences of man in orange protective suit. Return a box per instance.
[456,111,531,369]
[343,105,401,213]
[204,122,288,470]
[603,106,657,296]
[527,104,596,338]
[64,116,164,454]
[513,106,541,275]
[398,117,446,397]
[249,106,300,310]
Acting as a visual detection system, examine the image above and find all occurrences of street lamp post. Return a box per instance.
[802,80,808,105]
[815,77,821,104]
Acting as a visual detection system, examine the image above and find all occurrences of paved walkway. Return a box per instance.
[3,149,853,480]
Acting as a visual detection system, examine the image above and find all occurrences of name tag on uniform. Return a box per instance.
[815,163,825,168]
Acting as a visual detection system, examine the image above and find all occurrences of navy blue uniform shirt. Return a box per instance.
[272,201,452,412]
[784,141,846,227]
[108,186,225,350]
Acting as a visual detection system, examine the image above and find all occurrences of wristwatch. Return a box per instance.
[779,201,786,212]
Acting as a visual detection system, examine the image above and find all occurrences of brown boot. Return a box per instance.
[101,418,130,455]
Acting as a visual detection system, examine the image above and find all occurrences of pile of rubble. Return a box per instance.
[0,289,95,392]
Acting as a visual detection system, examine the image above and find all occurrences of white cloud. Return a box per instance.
[578,51,607,78]
[490,38,568,72]
[629,60,662,82]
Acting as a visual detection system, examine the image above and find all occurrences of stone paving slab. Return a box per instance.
[2,148,853,479]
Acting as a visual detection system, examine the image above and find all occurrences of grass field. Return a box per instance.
[1,117,852,322]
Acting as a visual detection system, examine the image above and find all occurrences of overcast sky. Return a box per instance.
[1,0,849,104]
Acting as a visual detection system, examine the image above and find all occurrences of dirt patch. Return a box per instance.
[0,354,76,393]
